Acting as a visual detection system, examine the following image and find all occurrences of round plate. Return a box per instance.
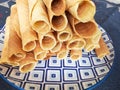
[0,25,115,90]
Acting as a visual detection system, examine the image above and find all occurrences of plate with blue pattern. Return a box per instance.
[0,25,115,90]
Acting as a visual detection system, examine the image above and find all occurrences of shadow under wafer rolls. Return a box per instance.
[28,0,51,35]
[43,0,66,16]
[68,0,96,22]
[16,0,38,52]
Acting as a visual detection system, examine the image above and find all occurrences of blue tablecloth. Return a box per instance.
[0,0,120,90]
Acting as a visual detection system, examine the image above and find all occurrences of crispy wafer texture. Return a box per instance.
[0,0,110,73]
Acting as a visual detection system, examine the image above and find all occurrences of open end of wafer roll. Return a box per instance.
[59,33,69,41]
[74,21,97,38]
[52,14,68,31]
[42,36,54,49]
[28,0,51,34]
[77,1,96,22]
[33,21,49,31]
[24,41,36,52]
[67,35,86,50]
[57,24,73,42]
[20,63,36,73]
[39,32,56,50]
[51,0,66,15]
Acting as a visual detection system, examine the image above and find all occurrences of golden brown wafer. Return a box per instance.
[16,0,38,52]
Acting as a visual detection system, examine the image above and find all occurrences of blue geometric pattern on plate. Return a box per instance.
[0,25,115,90]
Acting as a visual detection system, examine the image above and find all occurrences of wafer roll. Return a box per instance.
[66,35,86,50]
[92,28,102,48]
[39,32,56,50]
[66,0,83,10]
[50,42,62,53]
[28,0,51,35]
[68,0,96,22]
[57,43,68,60]
[74,20,98,38]
[11,5,21,38]
[57,24,73,42]
[19,52,37,73]
[33,41,48,60]
[48,11,68,31]
[95,38,110,59]
[16,0,37,52]
[43,0,66,15]
[70,50,82,60]
[9,5,26,62]
[84,38,95,52]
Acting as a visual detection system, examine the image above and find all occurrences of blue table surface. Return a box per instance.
[0,0,120,90]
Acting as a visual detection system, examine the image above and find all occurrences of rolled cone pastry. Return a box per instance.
[70,50,82,60]
[28,0,51,35]
[50,42,62,53]
[19,52,37,73]
[95,38,110,59]
[33,41,48,60]
[66,0,83,10]
[66,35,86,50]
[48,11,68,31]
[74,20,98,38]
[16,0,37,52]
[92,28,102,48]
[9,5,26,62]
[57,24,73,42]
[11,5,21,37]
[84,38,95,52]
[43,0,66,16]
[57,43,69,60]
[8,28,26,62]
[68,0,96,22]
[0,17,19,66]
[39,32,56,50]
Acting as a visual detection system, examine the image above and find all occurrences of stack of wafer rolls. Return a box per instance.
[0,0,110,73]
